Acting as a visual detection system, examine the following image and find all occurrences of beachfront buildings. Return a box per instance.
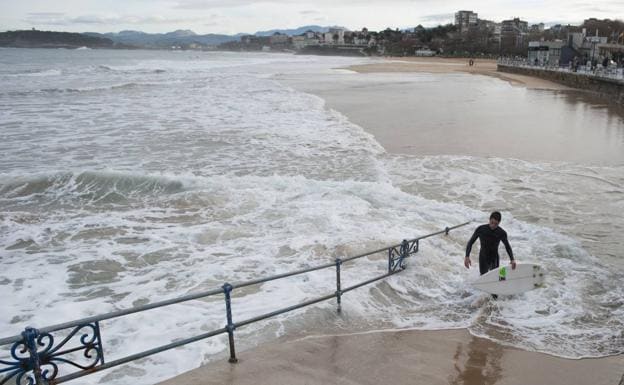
[501,18,529,49]
[527,28,622,68]
[455,10,478,33]
[226,16,622,60]
[599,44,624,64]
[528,41,564,66]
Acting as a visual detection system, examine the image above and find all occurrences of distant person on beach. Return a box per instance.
[464,211,516,279]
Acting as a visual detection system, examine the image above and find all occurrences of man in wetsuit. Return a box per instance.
[464,211,516,277]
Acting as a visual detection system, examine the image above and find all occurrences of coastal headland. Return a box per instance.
[158,329,624,385]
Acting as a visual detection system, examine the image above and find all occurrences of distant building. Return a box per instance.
[528,41,564,66]
[530,23,545,32]
[241,35,270,46]
[479,19,502,41]
[327,27,346,44]
[479,19,497,30]
[502,18,528,34]
[415,48,436,56]
[501,18,529,48]
[455,10,478,33]
[566,29,608,63]
[598,43,624,64]
[269,32,289,45]
[352,29,371,45]
[527,28,612,67]
[291,36,306,50]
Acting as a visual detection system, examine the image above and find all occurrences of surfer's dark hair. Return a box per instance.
[490,211,502,222]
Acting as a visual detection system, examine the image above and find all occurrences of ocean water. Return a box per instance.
[0,48,623,384]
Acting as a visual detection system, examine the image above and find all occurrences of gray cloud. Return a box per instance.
[24,13,207,26]
[570,1,624,15]
[172,0,430,9]
[10,0,621,34]
[420,13,454,23]
[173,0,256,9]
[27,12,65,17]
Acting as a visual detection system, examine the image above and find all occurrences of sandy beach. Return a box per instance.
[158,329,624,385]
[280,56,623,163]
[346,57,571,91]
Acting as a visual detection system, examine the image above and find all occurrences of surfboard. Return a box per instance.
[470,263,545,295]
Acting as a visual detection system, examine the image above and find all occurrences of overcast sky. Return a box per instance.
[1,0,622,35]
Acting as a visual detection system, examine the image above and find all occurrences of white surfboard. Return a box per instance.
[471,263,545,295]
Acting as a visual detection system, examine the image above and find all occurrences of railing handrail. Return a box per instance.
[0,221,470,346]
[0,221,472,385]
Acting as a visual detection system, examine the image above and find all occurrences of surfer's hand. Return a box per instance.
[511,260,517,270]
[464,257,471,269]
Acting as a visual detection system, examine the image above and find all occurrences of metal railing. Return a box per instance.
[497,58,624,83]
[0,222,471,385]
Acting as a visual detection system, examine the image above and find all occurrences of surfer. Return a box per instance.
[464,211,516,277]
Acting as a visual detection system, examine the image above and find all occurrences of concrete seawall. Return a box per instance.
[497,64,624,105]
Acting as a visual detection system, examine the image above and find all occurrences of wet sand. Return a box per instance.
[158,329,624,385]
[279,58,624,163]
[347,57,571,91]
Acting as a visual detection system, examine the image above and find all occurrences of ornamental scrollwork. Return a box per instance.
[388,239,419,272]
[0,323,104,385]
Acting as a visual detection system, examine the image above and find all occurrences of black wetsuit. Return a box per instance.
[466,224,514,275]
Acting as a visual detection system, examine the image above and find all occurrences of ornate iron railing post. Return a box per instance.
[388,239,419,273]
[222,283,238,363]
[335,258,342,313]
[22,327,44,385]
[399,239,409,271]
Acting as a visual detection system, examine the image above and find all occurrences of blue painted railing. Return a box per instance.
[0,222,470,385]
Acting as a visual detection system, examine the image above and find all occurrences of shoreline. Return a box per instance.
[280,56,624,163]
[158,328,624,385]
[345,57,573,91]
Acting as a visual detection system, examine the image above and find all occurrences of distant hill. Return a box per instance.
[0,30,115,49]
[0,26,347,50]
[84,26,343,48]
[85,29,241,48]
[253,25,336,36]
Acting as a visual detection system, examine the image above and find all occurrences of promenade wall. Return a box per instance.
[497,64,624,105]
